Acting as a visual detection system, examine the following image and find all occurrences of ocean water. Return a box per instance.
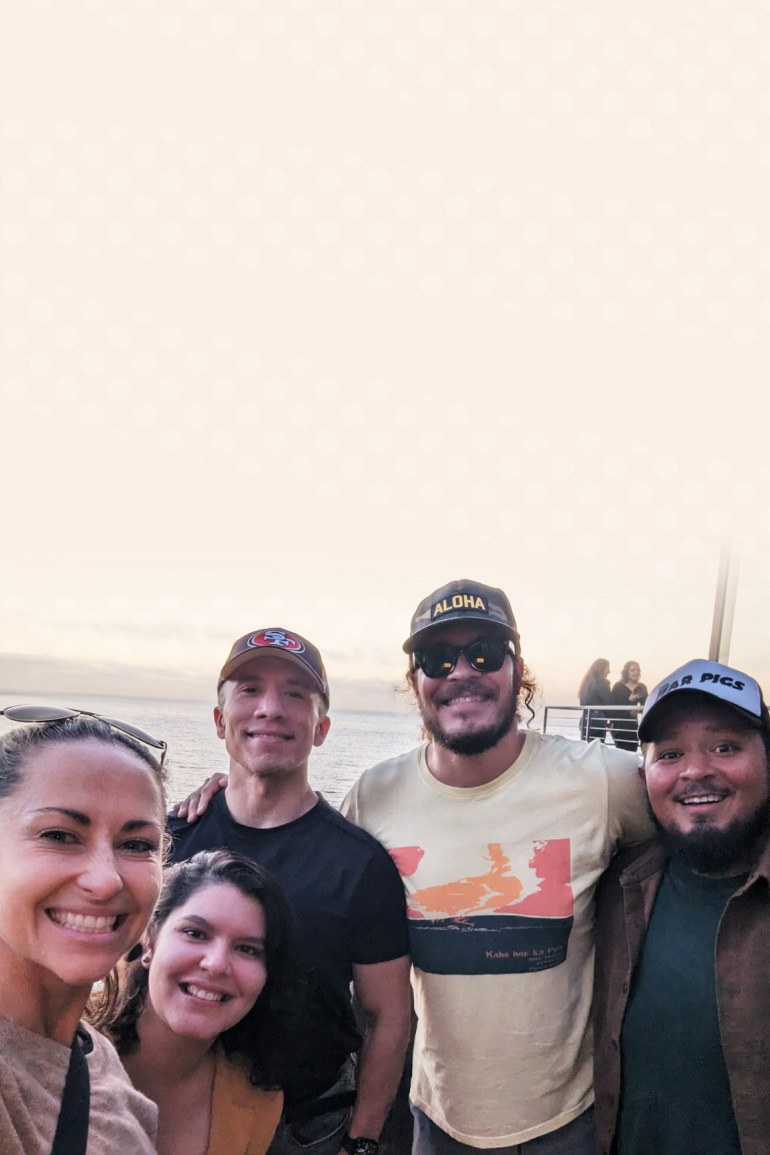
[0,691,423,807]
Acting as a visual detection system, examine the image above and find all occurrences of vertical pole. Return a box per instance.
[709,540,740,663]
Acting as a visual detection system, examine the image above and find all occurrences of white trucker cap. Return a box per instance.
[638,658,769,743]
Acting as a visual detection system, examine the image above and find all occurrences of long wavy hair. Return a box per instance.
[578,658,610,700]
[91,850,303,1091]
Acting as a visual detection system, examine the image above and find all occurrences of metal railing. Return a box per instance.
[541,704,642,750]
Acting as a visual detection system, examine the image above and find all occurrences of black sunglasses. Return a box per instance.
[0,705,168,765]
[412,640,515,680]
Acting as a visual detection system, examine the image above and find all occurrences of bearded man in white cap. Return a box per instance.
[593,659,770,1155]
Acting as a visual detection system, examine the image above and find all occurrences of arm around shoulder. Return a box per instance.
[603,746,654,848]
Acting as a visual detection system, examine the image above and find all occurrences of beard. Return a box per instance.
[422,687,519,756]
[649,793,770,876]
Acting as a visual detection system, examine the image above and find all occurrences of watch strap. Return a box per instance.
[340,1135,379,1155]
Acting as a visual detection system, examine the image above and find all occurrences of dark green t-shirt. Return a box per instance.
[616,859,746,1155]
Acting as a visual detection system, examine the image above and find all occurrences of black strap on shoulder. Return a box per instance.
[50,1027,91,1155]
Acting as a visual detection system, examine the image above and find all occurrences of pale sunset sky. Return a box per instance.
[2,0,768,713]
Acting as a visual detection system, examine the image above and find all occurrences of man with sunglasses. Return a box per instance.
[342,579,651,1155]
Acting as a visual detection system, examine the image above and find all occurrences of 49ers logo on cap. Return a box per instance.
[248,629,305,654]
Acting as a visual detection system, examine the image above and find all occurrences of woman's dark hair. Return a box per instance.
[0,715,168,802]
[620,661,640,684]
[95,849,303,1091]
[578,658,610,699]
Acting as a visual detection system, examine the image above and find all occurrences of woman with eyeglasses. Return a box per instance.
[0,708,168,1154]
[94,850,302,1155]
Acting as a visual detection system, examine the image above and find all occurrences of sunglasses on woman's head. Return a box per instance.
[0,705,168,765]
[412,639,514,680]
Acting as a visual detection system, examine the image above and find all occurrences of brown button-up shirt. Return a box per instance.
[593,838,770,1155]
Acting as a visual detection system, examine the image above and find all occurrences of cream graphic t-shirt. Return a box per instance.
[342,731,650,1148]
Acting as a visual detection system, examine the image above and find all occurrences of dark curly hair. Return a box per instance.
[619,660,641,684]
[92,849,303,1091]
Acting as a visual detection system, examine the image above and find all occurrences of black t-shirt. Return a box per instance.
[617,859,746,1155]
[167,793,408,1105]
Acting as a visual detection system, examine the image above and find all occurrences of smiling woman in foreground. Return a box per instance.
[96,850,302,1155]
[0,711,168,1154]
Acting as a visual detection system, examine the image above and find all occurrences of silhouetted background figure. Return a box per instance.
[610,661,648,751]
[578,659,613,742]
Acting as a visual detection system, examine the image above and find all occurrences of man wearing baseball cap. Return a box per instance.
[168,628,411,1155]
[593,659,770,1155]
[342,580,651,1154]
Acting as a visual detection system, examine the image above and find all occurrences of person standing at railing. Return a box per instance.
[610,662,648,751]
[578,659,613,742]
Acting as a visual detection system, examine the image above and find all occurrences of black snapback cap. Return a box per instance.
[403,578,519,654]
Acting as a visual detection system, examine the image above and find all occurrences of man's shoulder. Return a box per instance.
[311,799,407,904]
[341,744,423,822]
[169,792,384,852]
[361,743,423,778]
[595,842,663,942]
[602,839,662,886]
[350,743,423,795]
[166,790,228,845]
[313,794,396,859]
[524,733,651,846]
[167,809,196,838]
[525,730,640,772]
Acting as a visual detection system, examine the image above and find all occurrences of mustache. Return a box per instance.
[437,680,496,704]
[673,785,729,801]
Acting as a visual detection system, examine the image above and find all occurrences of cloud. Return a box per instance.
[0,651,411,714]
[0,652,211,703]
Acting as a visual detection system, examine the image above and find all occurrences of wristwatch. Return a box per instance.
[340,1136,379,1155]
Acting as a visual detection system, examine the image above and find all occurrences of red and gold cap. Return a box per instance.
[218,628,329,705]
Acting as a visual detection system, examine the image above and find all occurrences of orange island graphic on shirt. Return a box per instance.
[388,840,574,976]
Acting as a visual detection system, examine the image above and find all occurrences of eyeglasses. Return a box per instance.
[0,705,168,765]
[412,640,514,680]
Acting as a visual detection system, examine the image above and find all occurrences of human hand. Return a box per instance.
[170,774,229,822]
